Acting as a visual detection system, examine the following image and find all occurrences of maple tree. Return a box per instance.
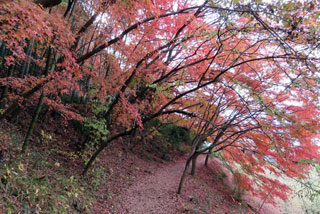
[0,0,320,206]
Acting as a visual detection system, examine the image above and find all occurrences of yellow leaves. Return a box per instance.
[150,127,161,136]
[284,1,297,10]
[308,20,317,26]
[233,0,245,4]
[18,162,25,171]
[6,166,11,176]
[144,0,151,13]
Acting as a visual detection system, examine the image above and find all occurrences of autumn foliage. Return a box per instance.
[0,0,320,207]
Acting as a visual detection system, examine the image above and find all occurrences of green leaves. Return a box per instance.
[84,117,109,142]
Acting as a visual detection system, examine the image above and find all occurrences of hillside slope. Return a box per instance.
[0,123,291,214]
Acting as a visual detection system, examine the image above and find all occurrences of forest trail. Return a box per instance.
[114,155,249,214]
[116,156,188,214]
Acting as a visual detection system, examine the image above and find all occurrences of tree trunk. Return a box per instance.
[0,86,8,108]
[83,128,137,175]
[1,36,52,120]
[20,39,34,78]
[0,65,15,108]
[22,92,45,153]
[0,41,6,57]
[79,135,90,151]
[72,12,99,50]
[82,144,105,175]
[63,0,76,17]
[205,148,212,167]
[191,153,199,176]
[70,90,75,104]
[43,46,52,76]
[177,155,193,194]
[0,77,51,121]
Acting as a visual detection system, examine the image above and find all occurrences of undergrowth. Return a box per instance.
[0,125,105,213]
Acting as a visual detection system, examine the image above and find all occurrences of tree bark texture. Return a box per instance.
[22,92,45,153]
[177,155,193,194]
[191,153,199,176]
[205,148,212,167]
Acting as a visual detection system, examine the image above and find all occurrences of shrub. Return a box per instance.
[159,123,191,147]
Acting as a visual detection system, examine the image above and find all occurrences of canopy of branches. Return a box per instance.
[0,0,320,204]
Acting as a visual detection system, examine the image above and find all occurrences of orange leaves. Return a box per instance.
[234,170,252,191]
[117,91,144,129]
[255,141,270,154]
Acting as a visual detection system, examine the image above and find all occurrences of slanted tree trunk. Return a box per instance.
[72,12,99,50]
[191,153,199,176]
[22,92,45,153]
[178,135,203,194]
[177,155,193,194]
[82,144,105,175]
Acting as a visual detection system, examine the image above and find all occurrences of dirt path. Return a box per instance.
[114,155,249,214]
[117,157,187,214]
[96,147,300,214]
